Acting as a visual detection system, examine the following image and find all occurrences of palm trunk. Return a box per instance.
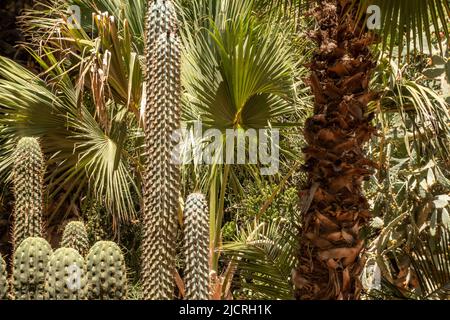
[295,0,377,300]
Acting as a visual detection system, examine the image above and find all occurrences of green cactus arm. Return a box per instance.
[12,137,45,248]
[183,193,210,300]
[141,0,182,300]
[61,221,89,257]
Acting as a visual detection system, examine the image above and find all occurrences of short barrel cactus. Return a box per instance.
[86,241,127,300]
[45,248,87,300]
[12,237,52,300]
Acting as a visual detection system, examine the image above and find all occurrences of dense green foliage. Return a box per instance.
[0,0,448,300]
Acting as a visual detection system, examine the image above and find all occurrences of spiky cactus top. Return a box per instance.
[61,221,89,256]
[45,248,87,300]
[142,0,181,300]
[86,241,127,300]
[183,193,210,300]
[12,237,52,300]
[12,137,44,248]
[0,255,7,299]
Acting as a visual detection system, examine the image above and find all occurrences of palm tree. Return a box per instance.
[178,0,308,296]
[258,0,450,299]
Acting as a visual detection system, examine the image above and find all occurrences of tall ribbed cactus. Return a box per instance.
[0,255,7,299]
[45,248,87,300]
[12,137,44,248]
[183,193,210,300]
[86,241,127,300]
[12,237,52,300]
[61,221,89,256]
[142,0,181,300]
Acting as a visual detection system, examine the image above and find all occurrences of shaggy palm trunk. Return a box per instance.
[141,0,181,300]
[295,0,376,300]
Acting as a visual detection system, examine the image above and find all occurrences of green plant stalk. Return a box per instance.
[211,164,230,273]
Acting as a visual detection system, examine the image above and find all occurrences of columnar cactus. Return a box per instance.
[86,241,127,300]
[45,248,87,300]
[61,221,89,256]
[12,137,44,248]
[12,237,52,300]
[183,193,210,300]
[142,0,181,300]
[0,255,7,299]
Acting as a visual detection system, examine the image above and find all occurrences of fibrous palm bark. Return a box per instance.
[141,0,181,300]
[294,0,377,300]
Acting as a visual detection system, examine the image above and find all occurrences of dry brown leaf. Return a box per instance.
[315,211,340,230]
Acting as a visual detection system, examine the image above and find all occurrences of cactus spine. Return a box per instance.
[12,137,44,248]
[61,221,89,256]
[86,241,127,300]
[12,237,52,300]
[45,248,87,300]
[142,0,181,300]
[0,255,7,299]
[183,193,210,300]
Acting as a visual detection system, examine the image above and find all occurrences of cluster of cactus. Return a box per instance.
[142,0,182,300]
[12,237,52,300]
[9,236,127,300]
[86,241,127,300]
[45,248,87,299]
[61,221,89,256]
[12,137,44,249]
[2,137,129,300]
[183,193,210,300]
[0,255,7,299]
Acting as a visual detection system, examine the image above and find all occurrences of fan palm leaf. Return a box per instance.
[0,55,139,227]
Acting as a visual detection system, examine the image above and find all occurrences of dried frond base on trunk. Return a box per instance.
[295,0,376,300]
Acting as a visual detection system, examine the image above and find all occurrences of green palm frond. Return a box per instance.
[374,226,450,300]
[409,227,450,299]
[20,1,144,120]
[358,0,450,59]
[180,0,297,129]
[0,55,140,227]
[73,0,146,44]
[257,0,450,59]
[371,57,450,161]
[223,217,298,300]
[179,0,303,186]
[178,0,310,275]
